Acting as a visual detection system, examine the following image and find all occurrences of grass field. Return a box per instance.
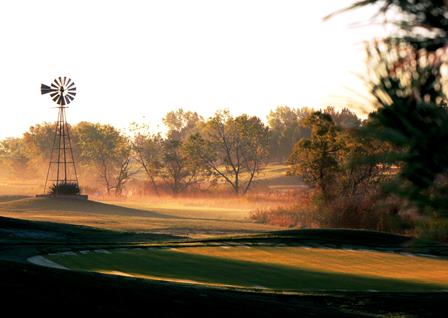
[47,246,448,292]
[0,196,281,238]
[2,194,448,316]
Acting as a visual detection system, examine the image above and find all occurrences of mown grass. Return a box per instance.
[8,260,448,317]
[48,247,448,292]
[2,214,448,316]
[178,246,448,285]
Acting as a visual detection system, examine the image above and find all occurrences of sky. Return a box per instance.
[0,0,390,138]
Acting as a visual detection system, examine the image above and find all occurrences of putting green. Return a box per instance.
[47,246,448,292]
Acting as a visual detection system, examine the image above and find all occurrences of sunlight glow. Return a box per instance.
[0,0,389,138]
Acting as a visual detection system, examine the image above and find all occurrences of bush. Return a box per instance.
[250,205,316,228]
[416,218,448,242]
[49,182,81,195]
[316,195,379,229]
[316,194,414,233]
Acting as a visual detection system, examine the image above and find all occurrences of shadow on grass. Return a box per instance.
[0,216,179,245]
[0,197,176,218]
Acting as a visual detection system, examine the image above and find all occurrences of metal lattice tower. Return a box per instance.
[41,77,79,194]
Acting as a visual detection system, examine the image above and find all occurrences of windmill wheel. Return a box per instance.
[41,77,76,106]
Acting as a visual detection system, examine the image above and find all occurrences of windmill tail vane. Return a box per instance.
[41,76,79,195]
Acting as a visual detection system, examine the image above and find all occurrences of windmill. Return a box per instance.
[40,76,84,197]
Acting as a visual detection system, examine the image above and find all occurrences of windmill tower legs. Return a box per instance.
[43,106,80,194]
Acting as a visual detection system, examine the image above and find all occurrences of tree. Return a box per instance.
[74,122,136,195]
[288,111,341,201]
[159,137,203,195]
[323,106,361,130]
[267,106,312,161]
[186,111,270,195]
[336,128,390,197]
[163,109,203,141]
[331,0,448,52]
[22,122,57,163]
[131,112,204,196]
[288,111,387,201]
[338,0,448,215]
[0,138,30,178]
[132,126,163,196]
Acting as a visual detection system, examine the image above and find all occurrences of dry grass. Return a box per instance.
[0,197,281,238]
[0,162,306,195]
[0,162,306,237]
[249,190,313,227]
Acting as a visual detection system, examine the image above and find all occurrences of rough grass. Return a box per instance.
[0,197,281,238]
[48,246,448,292]
[256,163,306,189]
[107,199,253,220]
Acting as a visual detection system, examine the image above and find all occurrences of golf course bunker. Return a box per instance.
[44,246,448,292]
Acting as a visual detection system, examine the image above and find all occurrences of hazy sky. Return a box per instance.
[0,0,388,138]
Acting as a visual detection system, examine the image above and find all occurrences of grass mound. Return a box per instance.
[0,216,179,248]
[0,195,31,203]
[0,197,174,218]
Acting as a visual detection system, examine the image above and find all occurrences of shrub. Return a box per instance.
[250,205,316,228]
[316,194,414,232]
[416,218,448,242]
[49,182,80,195]
[316,195,378,229]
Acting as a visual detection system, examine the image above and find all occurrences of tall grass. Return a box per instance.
[250,191,417,233]
[249,191,314,228]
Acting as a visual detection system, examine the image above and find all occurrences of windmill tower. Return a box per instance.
[40,77,85,197]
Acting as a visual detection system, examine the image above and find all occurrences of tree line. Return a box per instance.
[0,106,361,196]
[2,0,446,236]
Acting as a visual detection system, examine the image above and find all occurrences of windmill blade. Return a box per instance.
[41,84,53,95]
[51,82,59,90]
[51,92,60,102]
[67,81,76,90]
[52,79,61,89]
[50,89,59,97]
[58,77,64,87]
[66,94,75,103]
